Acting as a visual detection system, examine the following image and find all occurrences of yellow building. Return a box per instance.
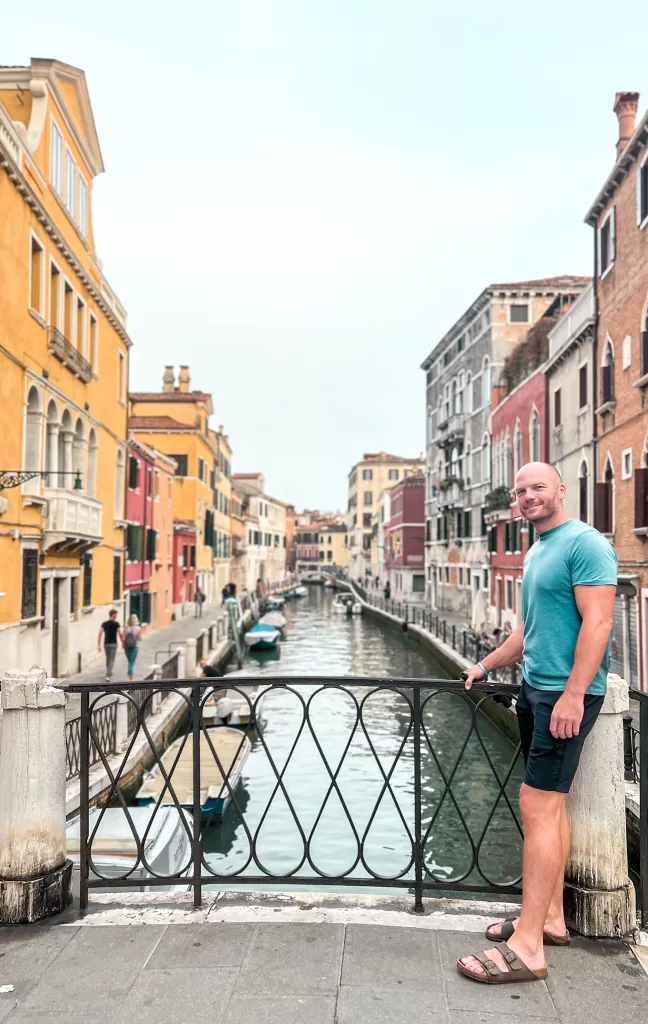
[0,59,131,675]
[318,524,348,571]
[347,452,424,582]
[209,426,233,598]
[129,367,220,605]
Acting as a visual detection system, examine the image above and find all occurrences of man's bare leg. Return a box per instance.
[460,784,567,976]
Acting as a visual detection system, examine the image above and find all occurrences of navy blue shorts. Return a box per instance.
[516,679,604,794]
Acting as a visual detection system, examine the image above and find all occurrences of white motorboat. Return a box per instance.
[260,610,286,630]
[294,585,308,597]
[244,623,280,649]
[202,683,269,730]
[66,806,192,893]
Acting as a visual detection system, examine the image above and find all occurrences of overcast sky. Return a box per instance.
[4,2,648,509]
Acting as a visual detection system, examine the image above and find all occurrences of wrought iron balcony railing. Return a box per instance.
[47,326,93,383]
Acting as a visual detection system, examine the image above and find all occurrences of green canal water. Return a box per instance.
[202,587,524,897]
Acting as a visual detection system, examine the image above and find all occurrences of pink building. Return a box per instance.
[384,476,426,602]
[486,368,548,628]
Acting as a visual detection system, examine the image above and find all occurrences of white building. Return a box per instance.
[233,474,287,591]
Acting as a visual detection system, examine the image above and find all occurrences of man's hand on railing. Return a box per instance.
[461,665,487,690]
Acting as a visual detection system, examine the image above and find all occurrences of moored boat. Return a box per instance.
[136,728,251,822]
[260,610,286,630]
[202,684,269,730]
[294,585,308,597]
[244,623,280,649]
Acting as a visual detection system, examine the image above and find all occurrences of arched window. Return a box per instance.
[465,442,472,484]
[505,430,512,487]
[452,379,459,416]
[115,447,125,519]
[465,373,472,415]
[45,400,59,483]
[482,434,491,482]
[87,428,98,498]
[24,386,42,496]
[514,421,523,475]
[530,410,540,462]
[59,409,73,488]
[73,418,85,488]
[482,357,491,405]
[601,337,615,403]
[579,459,589,523]
[458,371,464,415]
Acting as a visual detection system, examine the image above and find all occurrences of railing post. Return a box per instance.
[0,668,72,923]
[462,630,467,659]
[191,683,202,908]
[177,643,187,680]
[413,685,424,914]
[185,637,197,677]
[209,620,218,650]
[452,625,456,649]
[443,621,447,644]
[151,665,163,713]
[623,715,635,781]
[639,697,648,931]
[565,673,635,937]
[114,693,130,750]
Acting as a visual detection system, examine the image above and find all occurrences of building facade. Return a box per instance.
[317,524,348,571]
[233,474,287,590]
[585,92,648,689]
[295,526,321,573]
[129,366,219,604]
[422,276,588,620]
[210,425,233,599]
[383,476,426,602]
[347,453,424,583]
[172,521,198,614]
[229,488,246,595]
[0,59,131,675]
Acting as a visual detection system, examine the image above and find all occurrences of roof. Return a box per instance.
[129,391,212,404]
[585,105,648,224]
[129,416,196,432]
[232,473,262,479]
[488,276,590,292]
[360,453,423,465]
[128,435,178,471]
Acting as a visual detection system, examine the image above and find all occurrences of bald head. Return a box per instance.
[514,462,567,531]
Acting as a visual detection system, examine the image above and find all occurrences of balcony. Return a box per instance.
[48,327,93,384]
[547,284,595,361]
[438,477,464,509]
[42,489,103,554]
[485,485,512,512]
[435,413,464,448]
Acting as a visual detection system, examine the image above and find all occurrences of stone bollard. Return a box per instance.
[209,621,217,651]
[185,637,197,677]
[565,672,636,937]
[114,693,131,751]
[0,668,72,923]
[177,644,187,680]
[150,665,163,713]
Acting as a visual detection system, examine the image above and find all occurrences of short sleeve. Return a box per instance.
[570,530,618,587]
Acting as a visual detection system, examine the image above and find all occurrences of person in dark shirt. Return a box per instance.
[98,610,121,681]
[199,658,223,678]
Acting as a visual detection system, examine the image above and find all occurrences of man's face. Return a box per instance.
[514,465,565,524]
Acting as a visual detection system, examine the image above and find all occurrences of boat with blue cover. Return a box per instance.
[244,622,280,649]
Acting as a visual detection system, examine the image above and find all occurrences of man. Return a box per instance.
[97,609,121,682]
[458,462,616,985]
[195,584,205,618]
[199,657,223,678]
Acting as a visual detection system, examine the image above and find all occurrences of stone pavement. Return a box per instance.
[63,603,227,721]
[1,916,646,1024]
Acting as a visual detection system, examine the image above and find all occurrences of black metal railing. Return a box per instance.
[67,676,523,911]
[629,689,648,929]
[65,700,117,781]
[47,325,93,383]
[126,685,155,735]
[161,649,180,680]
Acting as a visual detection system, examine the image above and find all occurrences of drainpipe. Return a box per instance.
[592,221,599,527]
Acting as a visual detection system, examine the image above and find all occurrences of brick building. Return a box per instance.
[384,475,426,602]
[487,369,547,628]
[585,92,648,689]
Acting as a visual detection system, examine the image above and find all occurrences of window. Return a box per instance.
[127,524,144,560]
[363,491,372,506]
[65,150,76,216]
[452,379,459,415]
[50,121,62,193]
[363,533,372,551]
[458,567,464,585]
[63,280,73,340]
[622,448,633,481]
[510,304,529,323]
[642,314,648,378]
[198,457,205,482]
[173,454,188,477]
[362,469,373,480]
[488,526,498,553]
[30,234,44,315]
[599,207,616,276]
[530,411,540,461]
[87,429,97,497]
[115,448,125,519]
[463,509,471,537]
[554,389,561,428]
[76,296,86,356]
[190,545,196,568]
[113,554,122,601]
[118,351,126,402]
[78,176,88,236]
[513,423,522,475]
[21,549,38,619]
[638,155,648,228]
[513,519,522,552]
[82,553,93,607]
[128,456,139,490]
[635,462,648,529]
[579,461,588,523]
[388,469,399,481]
[601,340,614,404]
[506,578,514,609]
[579,364,588,408]
[481,434,491,481]
[49,260,61,327]
[146,528,158,561]
[596,461,614,534]
[70,575,78,614]
[363,512,372,528]
[482,358,490,404]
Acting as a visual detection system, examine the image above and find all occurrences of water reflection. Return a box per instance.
[204,588,523,895]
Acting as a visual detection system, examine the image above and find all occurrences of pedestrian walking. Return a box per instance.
[97,609,121,682]
[383,582,391,600]
[121,614,142,682]
[195,584,205,618]
[457,462,616,985]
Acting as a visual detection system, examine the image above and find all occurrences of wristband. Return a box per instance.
[477,661,489,681]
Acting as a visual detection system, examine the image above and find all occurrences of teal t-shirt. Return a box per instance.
[521,520,617,696]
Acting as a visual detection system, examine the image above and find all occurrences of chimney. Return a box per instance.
[162,365,175,393]
[178,366,190,393]
[613,92,640,158]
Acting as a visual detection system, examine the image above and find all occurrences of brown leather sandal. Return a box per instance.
[485,913,570,946]
[457,942,548,984]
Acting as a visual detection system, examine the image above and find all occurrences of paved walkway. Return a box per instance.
[1,916,646,1023]
[63,603,227,721]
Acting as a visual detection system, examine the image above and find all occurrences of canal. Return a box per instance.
[203,586,524,897]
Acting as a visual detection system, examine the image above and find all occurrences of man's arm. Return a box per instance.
[463,624,524,689]
[97,625,103,652]
[550,584,615,739]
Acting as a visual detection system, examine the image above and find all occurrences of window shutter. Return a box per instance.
[554,389,561,427]
[595,482,610,533]
[610,207,616,263]
[641,331,648,377]
[142,591,152,624]
[579,365,588,408]
[635,468,648,529]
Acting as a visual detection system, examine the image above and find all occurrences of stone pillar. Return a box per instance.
[61,430,73,487]
[0,668,72,923]
[150,665,162,712]
[177,644,187,680]
[209,621,217,651]
[114,693,131,751]
[185,637,197,677]
[565,673,636,937]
